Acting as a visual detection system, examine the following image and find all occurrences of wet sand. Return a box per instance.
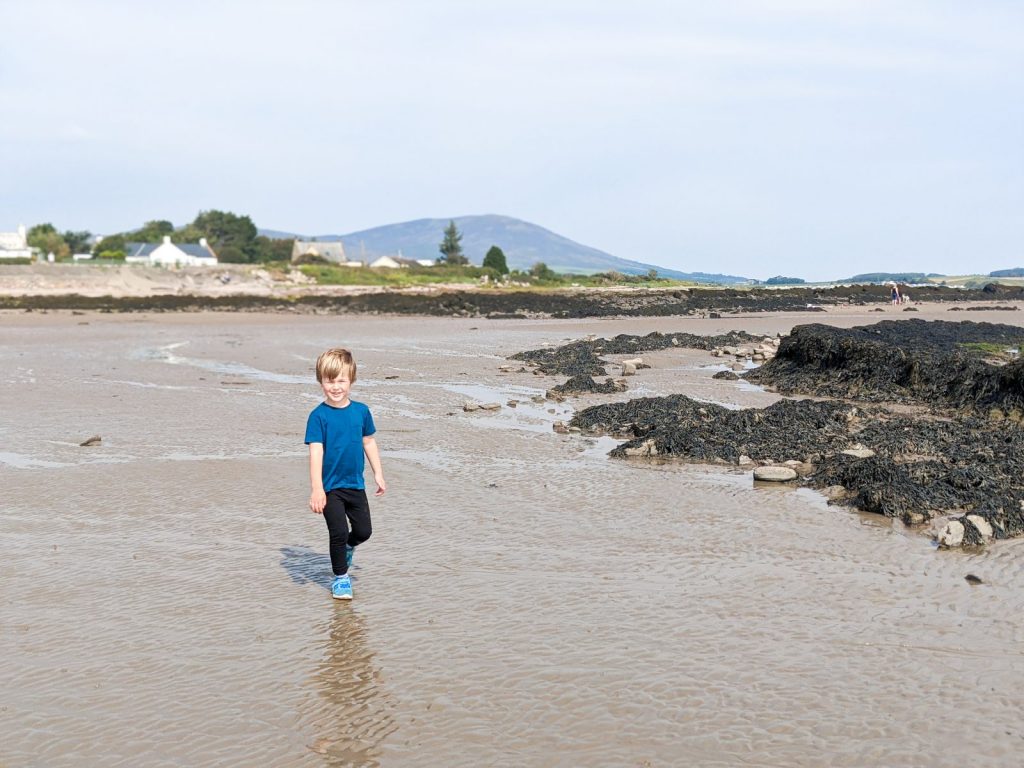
[3,305,1024,767]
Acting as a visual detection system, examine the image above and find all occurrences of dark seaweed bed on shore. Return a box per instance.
[4,281,1024,317]
[513,319,1024,547]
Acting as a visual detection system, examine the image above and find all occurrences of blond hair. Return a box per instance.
[315,348,357,383]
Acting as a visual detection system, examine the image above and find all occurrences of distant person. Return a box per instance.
[891,285,900,305]
[305,348,386,600]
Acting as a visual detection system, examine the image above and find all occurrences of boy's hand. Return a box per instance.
[373,474,387,497]
[309,489,327,514]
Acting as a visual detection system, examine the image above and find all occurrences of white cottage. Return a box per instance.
[125,236,218,267]
[0,225,33,260]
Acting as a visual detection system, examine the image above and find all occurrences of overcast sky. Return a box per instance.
[3,0,1021,280]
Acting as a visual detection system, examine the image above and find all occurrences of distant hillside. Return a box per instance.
[260,214,750,284]
[990,268,1024,277]
[842,272,945,283]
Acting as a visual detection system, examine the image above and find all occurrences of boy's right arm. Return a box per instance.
[308,443,326,514]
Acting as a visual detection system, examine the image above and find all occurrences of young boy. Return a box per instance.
[305,348,386,600]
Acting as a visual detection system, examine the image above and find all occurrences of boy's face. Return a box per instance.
[320,373,352,407]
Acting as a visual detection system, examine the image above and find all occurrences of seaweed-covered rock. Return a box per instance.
[550,375,626,396]
[746,320,1024,412]
[510,330,764,376]
[571,391,1024,538]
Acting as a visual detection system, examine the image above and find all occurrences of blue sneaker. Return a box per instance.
[331,575,353,600]
[346,545,354,570]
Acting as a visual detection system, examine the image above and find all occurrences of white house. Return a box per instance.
[369,255,423,269]
[0,225,33,260]
[125,236,218,267]
[291,240,347,264]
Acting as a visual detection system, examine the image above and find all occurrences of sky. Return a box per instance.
[2,0,1022,281]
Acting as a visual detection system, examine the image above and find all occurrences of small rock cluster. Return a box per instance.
[709,336,781,367]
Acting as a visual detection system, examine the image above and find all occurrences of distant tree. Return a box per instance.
[132,220,175,243]
[189,210,259,262]
[253,236,294,262]
[62,230,93,254]
[765,275,805,285]
[94,233,127,254]
[27,223,70,259]
[438,220,468,265]
[482,245,509,275]
[96,249,126,261]
[646,268,658,280]
[216,245,248,263]
[529,261,557,281]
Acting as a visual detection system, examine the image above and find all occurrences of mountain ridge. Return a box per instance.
[260,214,750,284]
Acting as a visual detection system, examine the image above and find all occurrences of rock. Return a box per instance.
[937,520,965,548]
[965,574,984,585]
[462,402,479,412]
[713,370,739,380]
[965,514,994,540]
[622,362,637,376]
[823,485,848,501]
[751,352,765,362]
[623,439,658,457]
[507,400,518,408]
[738,454,753,465]
[906,511,926,525]
[753,466,798,482]
[552,421,569,434]
[731,362,746,371]
[79,435,102,447]
[841,447,876,459]
[479,402,501,410]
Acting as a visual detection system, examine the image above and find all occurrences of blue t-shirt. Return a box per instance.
[304,400,376,491]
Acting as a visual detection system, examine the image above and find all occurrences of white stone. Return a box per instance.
[937,520,965,548]
[841,448,876,459]
[622,362,637,376]
[753,466,798,482]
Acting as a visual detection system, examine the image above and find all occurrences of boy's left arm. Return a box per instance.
[363,435,386,497]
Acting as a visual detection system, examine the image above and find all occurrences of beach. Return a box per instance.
[3,305,1024,767]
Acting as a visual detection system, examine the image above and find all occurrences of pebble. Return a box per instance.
[753,466,798,482]
[80,435,102,447]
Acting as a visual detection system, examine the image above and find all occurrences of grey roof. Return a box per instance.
[125,241,216,259]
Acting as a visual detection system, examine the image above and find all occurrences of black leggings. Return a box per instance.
[323,488,372,575]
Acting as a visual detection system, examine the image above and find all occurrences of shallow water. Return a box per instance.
[3,309,1024,767]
